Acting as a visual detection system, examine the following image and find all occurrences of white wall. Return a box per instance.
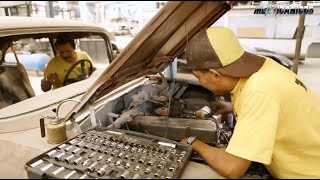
[213,5,320,39]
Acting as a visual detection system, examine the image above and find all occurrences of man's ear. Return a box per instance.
[208,69,222,80]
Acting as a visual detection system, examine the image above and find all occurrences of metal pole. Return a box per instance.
[292,1,307,74]
[26,1,31,16]
[45,1,54,18]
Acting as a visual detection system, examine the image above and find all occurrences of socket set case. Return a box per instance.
[25,126,193,179]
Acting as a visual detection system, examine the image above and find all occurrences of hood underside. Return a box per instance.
[71,1,238,114]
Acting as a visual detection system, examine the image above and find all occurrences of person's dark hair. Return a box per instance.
[55,35,76,49]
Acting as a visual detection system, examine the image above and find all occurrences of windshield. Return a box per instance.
[0,34,112,112]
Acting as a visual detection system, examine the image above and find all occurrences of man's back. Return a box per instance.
[228,58,320,178]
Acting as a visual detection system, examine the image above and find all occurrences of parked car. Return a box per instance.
[0,2,271,179]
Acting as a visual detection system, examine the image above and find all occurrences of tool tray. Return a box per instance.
[25,126,193,179]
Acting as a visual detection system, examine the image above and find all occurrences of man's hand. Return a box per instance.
[180,138,188,145]
[41,73,60,92]
[210,101,233,115]
[46,73,60,86]
[41,78,52,92]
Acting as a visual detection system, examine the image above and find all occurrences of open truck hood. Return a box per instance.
[70,1,238,115]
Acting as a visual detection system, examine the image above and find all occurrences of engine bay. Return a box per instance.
[77,75,232,147]
[71,75,271,178]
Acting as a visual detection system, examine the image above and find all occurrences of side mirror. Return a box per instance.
[111,43,120,59]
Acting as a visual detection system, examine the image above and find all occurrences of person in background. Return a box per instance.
[181,26,320,178]
[41,35,96,92]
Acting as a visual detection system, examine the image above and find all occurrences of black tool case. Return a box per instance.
[25,126,193,179]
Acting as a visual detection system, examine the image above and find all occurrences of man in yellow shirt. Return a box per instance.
[181,27,320,178]
[41,35,95,92]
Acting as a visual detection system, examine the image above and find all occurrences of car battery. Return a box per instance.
[25,126,193,179]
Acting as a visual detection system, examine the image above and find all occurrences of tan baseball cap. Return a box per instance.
[186,27,265,77]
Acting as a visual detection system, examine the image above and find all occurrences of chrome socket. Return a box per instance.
[72,147,81,154]
[40,163,53,172]
[97,155,104,161]
[157,161,166,169]
[68,139,78,145]
[86,161,98,173]
[111,149,119,156]
[117,143,124,149]
[104,148,113,155]
[64,145,73,152]
[103,140,111,146]
[163,153,170,160]
[58,144,67,150]
[106,157,113,164]
[45,150,57,158]
[180,151,186,157]
[52,166,65,176]
[30,159,44,168]
[88,152,97,158]
[124,154,130,160]
[144,167,151,174]
[79,174,88,179]
[64,170,76,179]
[124,145,130,151]
[76,141,86,147]
[138,157,147,164]
[177,156,184,163]
[82,159,91,166]
[54,152,65,161]
[133,165,140,172]
[91,144,100,151]
[73,157,83,165]
[131,155,137,162]
[118,152,125,159]
[124,162,131,169]
[154,169,162,177]
[130,147,137,153]
[147,159,155,166]
[169,164,177,172]
[170,149,177,155]
[110,142,117,148]
[132,174,140,179]
[98,146,107,153]
[84,143,93,149]
[120,170,130,179]
[64,154,75,163]
[115,159,122,167]
[97,165,108,176]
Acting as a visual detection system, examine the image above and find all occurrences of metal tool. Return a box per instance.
[40,163,54,172]
[64,170,76,179]
[54,152,65,161]
[30,159,44,168]
[106,157,113,164]
[52,166,65,176]
[120,170,130,179]
[154,169,163,177]
[73,157,83,165]
[97,165,108,176]
[64,154,75,163]
[45,150,57,158]
[72,147,81,154]
[65,145,73,152]
[86,161,98,173]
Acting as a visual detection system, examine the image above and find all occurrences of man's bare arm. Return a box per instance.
[182,139,251,178]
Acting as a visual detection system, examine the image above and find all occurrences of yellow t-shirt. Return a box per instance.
[44,51,93,89]
[226,58,320,178]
